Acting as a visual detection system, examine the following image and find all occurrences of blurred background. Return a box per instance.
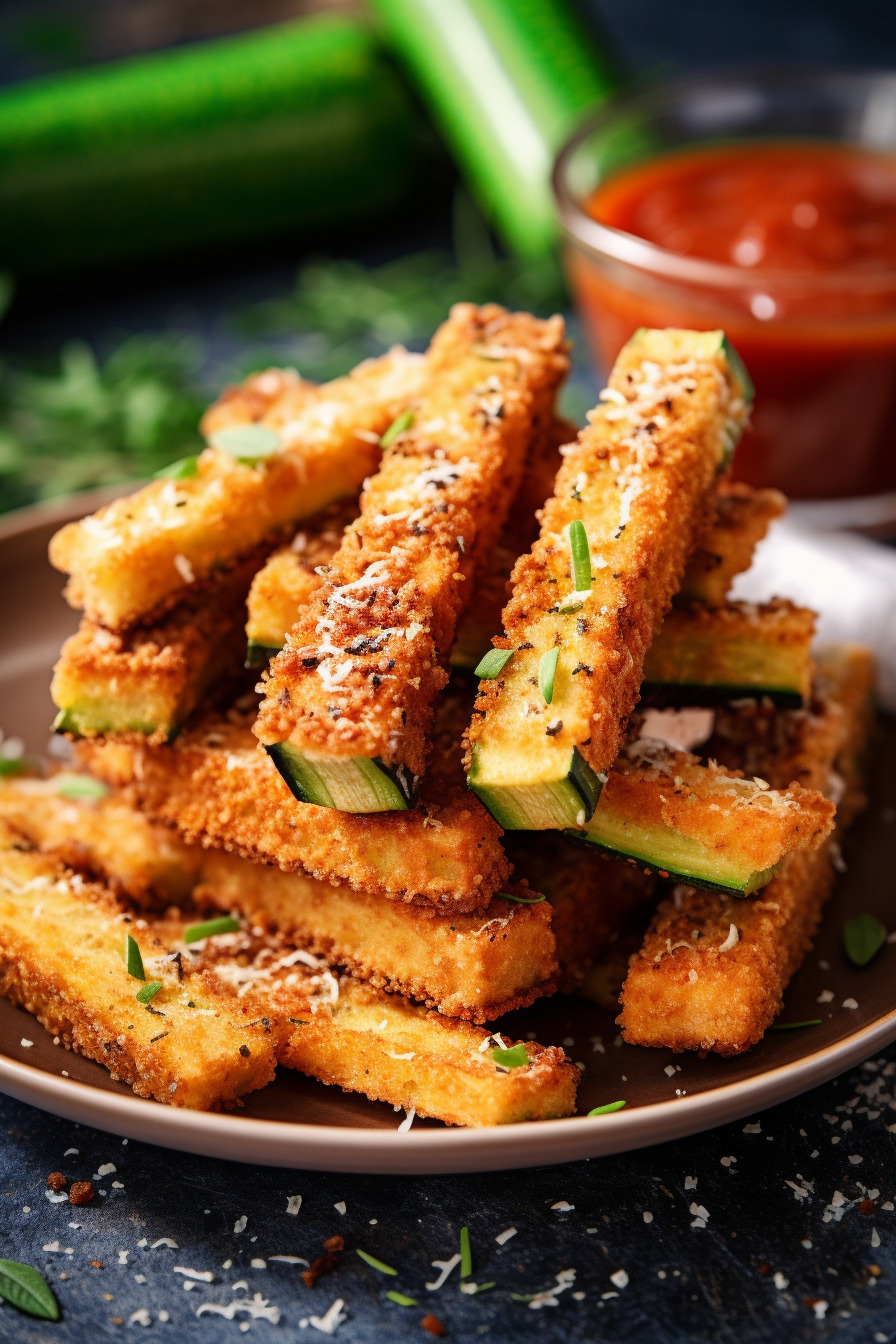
[0,0,894,516]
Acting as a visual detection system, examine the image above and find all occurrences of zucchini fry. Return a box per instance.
[578,742,835,895]
[619,646,874,1054]
[466,328,751,832]
[254,303,570,811]
[0,824,276,1108]
[50,552,262,743]
[677,483,785,604]
[246,499,358,667]
[642,599,815,708]
[49,351,423,630]
[0,779,555,1022]
[76,693,511,915]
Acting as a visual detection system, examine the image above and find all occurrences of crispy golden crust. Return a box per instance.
[679,483,785,604]
[50,351,423,630]
[51,551,264,743]
[0,779,554,1022]
[254,304,570,777]
[601,743,835,874]
[75,695,510,914]
[619,650,874,1054]
[0,824,276,1108]
[466,330,749,789]
[642,598,815,701]
[246,499,359,652]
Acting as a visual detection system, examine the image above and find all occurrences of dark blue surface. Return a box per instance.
[2,1044,896,1342]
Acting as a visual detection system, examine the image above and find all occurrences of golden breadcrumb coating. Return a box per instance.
[0,779,554,1022]
[254,303,570,779]
[678,482,785,604]
[49,350,423,629]
[466,329,750,805]
[50,551,263,743]
[619,645,875,1054]
[0,824,276,1108]
[75,693,510,914]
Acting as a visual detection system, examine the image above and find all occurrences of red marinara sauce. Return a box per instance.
[570,142,896,498]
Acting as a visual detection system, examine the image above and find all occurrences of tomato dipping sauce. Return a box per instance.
[568,142,896,499]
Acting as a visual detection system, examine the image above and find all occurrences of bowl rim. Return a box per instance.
[551,63,896,292]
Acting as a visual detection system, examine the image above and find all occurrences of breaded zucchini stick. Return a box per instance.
[580,741,834,895]
[677,482,784,604]
[49,352,423,630]
[50,552,262,743]
[466,328,751,831]
[254,304,570,812]
[641,599,815,708]
[245,499,359,666]
[619,646,874,1054]
[0,778,555,1022]
[0,824,276,1108]
[76,693,511,915]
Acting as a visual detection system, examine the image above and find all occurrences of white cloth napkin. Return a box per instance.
[731,519,896,714]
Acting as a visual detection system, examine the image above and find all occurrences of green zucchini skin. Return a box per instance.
[265,742,416,813]
[565,830,780,898]
[52,707,177,743]
[245,642,283,670]
[0,16,419,273]
[468,745,602,831]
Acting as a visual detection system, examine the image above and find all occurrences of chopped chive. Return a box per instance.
[497,891,546,905]
[153,455,199,480]
[468,1282,495,1294]
[210,424,281,464]
[843,913,888,967]
[459,1226,472,1280]
[356,1249,398,1276]
[125,934,145,981]
[385,1290,417,1306]
[474,648,513,680]
[0,758,26,778]
[53,773,108,800]
[492,1043,529,1070]
[588,1100,627,1116]
[568,519,591,593]
[380,408,415,448]
[539,646,560,705]
[136,981,162,1005]
[183,915,241,944]
[769,1019,822,1032]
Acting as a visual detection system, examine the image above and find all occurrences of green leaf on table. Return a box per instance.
[0,1259,60,1320]
[844,914,888,967]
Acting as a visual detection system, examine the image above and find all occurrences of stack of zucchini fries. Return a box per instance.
[0,304,873,1126]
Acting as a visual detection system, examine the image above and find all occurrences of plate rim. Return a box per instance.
[1,490,893,1175]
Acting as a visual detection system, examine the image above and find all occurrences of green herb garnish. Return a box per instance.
[474,648,513,680]
[385,1290,417,1306]
[769,1019,822,1032]
[0,1260,60,1321]
[844,913,888,967]
[380,409,415,449]
[136,981,162,1005]
[588,1100,627,1116]
[125,934,145,981]
[0,758,26,778]
[568,519,592,593]
[183,915,241,944]
[492,1043,529,1070]
[497,891,546,905]
[209,424,281,464]
[465,1282,495,1294]
[459,1226,472,1280]
[153,454,199,480]
[53,773,108,800]
[539,647,560,705]
[356,1249,397,1276]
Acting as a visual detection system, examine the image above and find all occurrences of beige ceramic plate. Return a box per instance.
[0,495,894,1174]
